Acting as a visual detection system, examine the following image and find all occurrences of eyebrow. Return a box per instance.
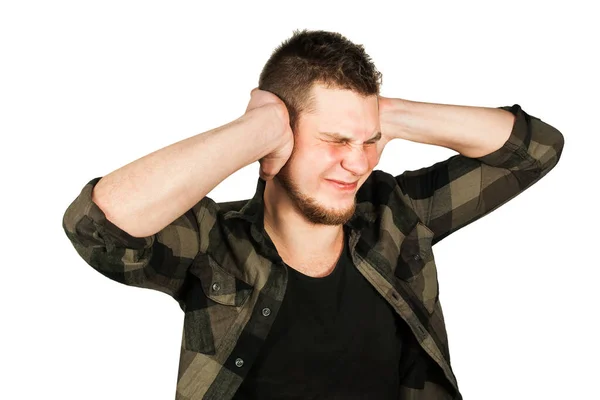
[320,131,382,142]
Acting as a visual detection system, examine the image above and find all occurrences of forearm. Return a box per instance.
[379,97,516,158]
[92,108,282,238]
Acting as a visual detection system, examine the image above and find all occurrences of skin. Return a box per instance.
[263,83,389,276]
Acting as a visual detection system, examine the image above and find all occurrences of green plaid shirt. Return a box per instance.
[62,104,564,399]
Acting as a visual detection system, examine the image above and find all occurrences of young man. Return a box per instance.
[62,29,564,399]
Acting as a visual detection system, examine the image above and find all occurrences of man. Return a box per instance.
[62,29,564,399]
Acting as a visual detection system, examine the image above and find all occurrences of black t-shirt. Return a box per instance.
[233,228,406,399]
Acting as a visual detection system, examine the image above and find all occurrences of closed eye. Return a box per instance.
[327,140,377,146]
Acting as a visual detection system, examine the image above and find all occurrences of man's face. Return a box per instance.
[274,83,385,226]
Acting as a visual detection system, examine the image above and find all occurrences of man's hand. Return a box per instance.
[245,87,295,181]
[377,95,409,144]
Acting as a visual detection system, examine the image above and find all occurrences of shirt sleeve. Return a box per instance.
[395,104,565,245]
[62,177,213,307]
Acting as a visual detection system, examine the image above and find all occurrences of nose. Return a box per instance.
[341,144,372,176]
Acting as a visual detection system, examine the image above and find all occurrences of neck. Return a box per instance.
[262,182,344,260]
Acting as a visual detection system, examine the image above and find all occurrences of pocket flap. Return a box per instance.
[397,222,435,281]
[189,253,253,307]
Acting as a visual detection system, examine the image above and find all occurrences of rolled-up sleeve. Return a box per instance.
[395,104,565,245]
[62,177,208,305]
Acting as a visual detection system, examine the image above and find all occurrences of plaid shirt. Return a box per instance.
[62,103,564,399]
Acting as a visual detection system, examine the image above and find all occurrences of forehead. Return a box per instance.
[306,84,379,133]
[310,84,378,115]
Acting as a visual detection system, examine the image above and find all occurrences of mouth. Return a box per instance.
[326,179,358,191]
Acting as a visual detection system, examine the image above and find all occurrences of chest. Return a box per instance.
[280,254,341,277]
[273,233,346,278]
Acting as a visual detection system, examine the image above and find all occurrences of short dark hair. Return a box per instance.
[258,29,383,133]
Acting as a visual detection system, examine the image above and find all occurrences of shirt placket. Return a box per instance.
[347,228,459,395]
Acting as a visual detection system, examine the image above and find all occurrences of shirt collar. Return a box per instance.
[223,176,377,261]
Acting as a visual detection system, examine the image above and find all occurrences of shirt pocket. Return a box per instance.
[182,252,253,355]
[395,221,439,315]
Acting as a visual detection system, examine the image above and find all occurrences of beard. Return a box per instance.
[273,163,357,226]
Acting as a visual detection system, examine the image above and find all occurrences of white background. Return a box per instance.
[1,0,597,399]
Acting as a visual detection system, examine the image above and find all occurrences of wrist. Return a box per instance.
[379,96,412,142]
[241,106,287,158]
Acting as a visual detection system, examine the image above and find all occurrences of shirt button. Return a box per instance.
[235,358,244,368]
[261,307,271,317]
[212,282,221,291]
[413,254,421,261]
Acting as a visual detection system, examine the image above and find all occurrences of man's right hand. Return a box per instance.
[245,87,295,181]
